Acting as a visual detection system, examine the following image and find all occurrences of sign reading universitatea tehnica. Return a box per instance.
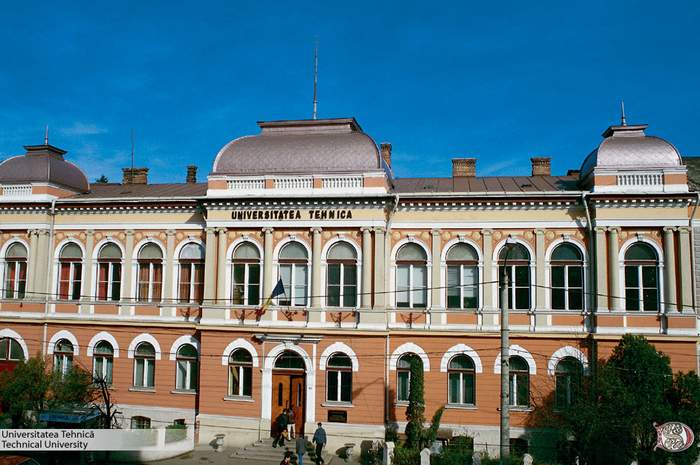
[232,209,353,221]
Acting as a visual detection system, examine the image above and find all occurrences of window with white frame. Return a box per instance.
[326,353,352,403]
[178,243,204,303]
[555,357,583,409]
[58,243,82,301]
[53,339,74,378]
[0,337,24,362]
[396,243,427,308]
[96,243,122,301]
[447,354,476,405]
[92,340,114,385]
[498,243,531,310]
[231,242,261,306]
[509,355,529,407]
[326,242,358,308]
[550,244,584,311]
[624,243,659,311]
[446,243,479,309]
[175,343,198,391]
[133,342,155,388]
[137,244,163,303]
[396,353,419,402]
[228,348,253,397]
[4,243,27,299]
[278,242,308,307]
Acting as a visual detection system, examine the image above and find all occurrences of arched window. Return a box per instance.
[54,339,74,378]
[327,242,358,308]
[555,357,583,409]
[137,244,163,303]
[4,243,27,299]
[58,243,83,301]
[228,348,253,397]
[232,242,261,306]
[326,353,352,403]
[396,243,427,308]
[446,243,479,309]
[498,243,531,310]
[175,344,198,391]
[509,356,529,407]
[178,243,204,303]
[396,353,420,402]
[93,340,114,385]
[0,337,24,362]
[551,244,583,311]
[624,243,659,311]
[278,242,308,307]
[97,243,122,301]
[133,342,155,388]
[274,350,305,370]
[447,355,475,405]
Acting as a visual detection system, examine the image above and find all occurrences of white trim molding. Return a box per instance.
[0,328,29,359]
[493,344,536,375]
[439,344,483,373]
[127,333,162,360]
[168,335,200,361]
[319,342,359,372]
[547,345,589,376]
[389,342,431,372]
[261,343,316,423]
[47,330,80,355]
[86,331,120,358]
[221,338,260,367]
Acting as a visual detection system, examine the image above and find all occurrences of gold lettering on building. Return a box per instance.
[231,209,353,221]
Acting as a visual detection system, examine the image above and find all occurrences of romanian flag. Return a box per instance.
[257,278,286,316]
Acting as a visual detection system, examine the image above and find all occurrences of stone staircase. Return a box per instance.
[231,437,330,464]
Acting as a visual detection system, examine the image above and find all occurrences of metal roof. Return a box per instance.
[71,182,207,200]
[393,175,579,194]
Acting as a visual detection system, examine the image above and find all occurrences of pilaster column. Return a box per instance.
[34,229,50,298]
[216,228,228,303]
[123,230,135,303]
[263,228,274,298]
[662,227,677,312]
[373,227,386,309]
[27,230,38,297]
[608,227,622,310]
[481,229,493,310]
[83,230,95,302]
[535,229,546,310]
[431,229,441,309]
[163,230,176,304]
[311,228,322,308]
[361,227,372,308]
[678,227,693,312]
[594,227,608,311]
[203,227,218,303]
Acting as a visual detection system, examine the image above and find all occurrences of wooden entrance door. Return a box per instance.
[271,373,305,436]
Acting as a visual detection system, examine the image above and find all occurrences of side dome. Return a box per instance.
[580,124,682,177]
[0,144,89,193]
[212,118,384,175]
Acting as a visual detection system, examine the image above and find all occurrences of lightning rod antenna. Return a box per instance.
[313,39,318,120]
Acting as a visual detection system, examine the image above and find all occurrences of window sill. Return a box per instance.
[171,389,197,395]
[445,404,477,410]
[321,402,353,408]
[224,395,254,402]
[129,387,156,393]
[395,401,409,406]
[509,406,533,412]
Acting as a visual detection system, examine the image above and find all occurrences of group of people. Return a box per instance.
[274,413,327,465]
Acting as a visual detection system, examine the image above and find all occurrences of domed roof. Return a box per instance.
[0,144,89,193]
[580,124,682,176]
[212,118,384,175]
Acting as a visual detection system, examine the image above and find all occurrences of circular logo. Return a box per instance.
[654,422,695,453]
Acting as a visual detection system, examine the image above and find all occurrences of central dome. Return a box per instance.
[212,118,384,176]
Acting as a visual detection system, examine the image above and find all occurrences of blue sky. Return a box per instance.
[1,1,699,183]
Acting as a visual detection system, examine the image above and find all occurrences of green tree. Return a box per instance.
[95,175,109,183]
[405,356,426,449]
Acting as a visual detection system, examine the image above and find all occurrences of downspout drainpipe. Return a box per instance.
[384,193,399,429]
[689,193,700,324]
[581,192,598,389]
[42,198,57,357]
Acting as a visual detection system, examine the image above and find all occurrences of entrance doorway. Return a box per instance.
[271,350,306,437]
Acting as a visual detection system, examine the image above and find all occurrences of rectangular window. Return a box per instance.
[229,366,252,397]
[446,266,460,308]
[448,372,460,403]
[134,359,155,388]
[509,372,529,407]
[412,266,427,307]
[293,265,308,306]
[279,265,292,306]
[247,264,260,306]
[397,371,410,401]
[327,264,341,307]
[396,266,410,307]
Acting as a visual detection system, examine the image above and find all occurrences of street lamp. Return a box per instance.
[500,235,516,463]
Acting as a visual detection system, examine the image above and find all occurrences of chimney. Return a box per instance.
[452,158,476,177]
[122,167,149,184]
[186,165,197,184]
[380,143,392,167]
[530,157,551,176]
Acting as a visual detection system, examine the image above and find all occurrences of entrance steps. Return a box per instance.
[231,438,330,464]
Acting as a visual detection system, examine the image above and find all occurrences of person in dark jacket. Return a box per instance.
[273,409,289,448]
[312,422,327,464]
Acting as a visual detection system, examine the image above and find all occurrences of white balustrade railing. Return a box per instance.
[275,177,313,190]
[1,184,32,197]
[617,173,663,188]
[322,176,363,189]
[227,179,265,190]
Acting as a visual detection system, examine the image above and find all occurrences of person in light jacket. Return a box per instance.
[312,422,327,465]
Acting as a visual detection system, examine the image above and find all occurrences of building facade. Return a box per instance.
[0,117,697,453]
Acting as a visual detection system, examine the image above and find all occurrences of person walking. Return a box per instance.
[312,422,327,465]
[287,407,296,439]
[272,409,289,448]
[295,435,307,465]
[279,452,292,465]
